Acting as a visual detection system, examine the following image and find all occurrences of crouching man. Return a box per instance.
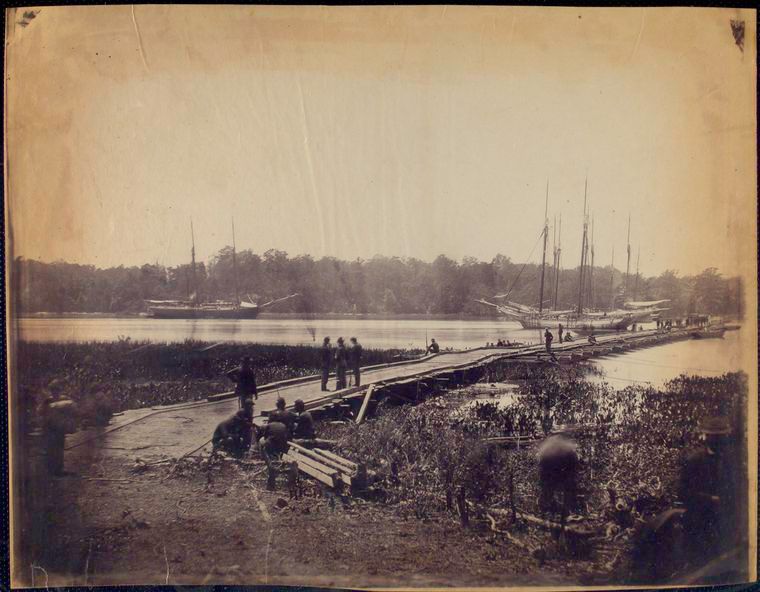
[258,419,290,490]
[212,407,254,459]
[536,426,579,516]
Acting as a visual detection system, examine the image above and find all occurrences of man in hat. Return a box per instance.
[226,356,258,409]
[293,399,315,440]
[536,425,579,514]
[679,416,736,564]
[212,409,254,458]
[348,337,363,387]
[334,337,348,390]
[320,337,332,391]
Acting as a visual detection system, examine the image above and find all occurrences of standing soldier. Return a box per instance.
[544,328,554,354]
[335,337,348,390]
[320,337,332,391]
[348,337,363,387]
[226,356,258,408]
[558,323,564,344]
[679,416,736,565]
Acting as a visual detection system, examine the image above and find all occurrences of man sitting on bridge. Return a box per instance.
[212,409,253,459]
[268,397,298,438]
[427,338,440,354]
[293,399,315,440]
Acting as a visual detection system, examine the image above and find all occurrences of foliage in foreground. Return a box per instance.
[336,371,748,536]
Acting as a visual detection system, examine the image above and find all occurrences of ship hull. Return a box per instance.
[517,315,633,333]
[148,306,260,319]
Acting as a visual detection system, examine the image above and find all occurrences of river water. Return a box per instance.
[17,317,544,349]
[16,317,747,386]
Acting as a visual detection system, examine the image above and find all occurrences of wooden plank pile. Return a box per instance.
[283,441,367,491]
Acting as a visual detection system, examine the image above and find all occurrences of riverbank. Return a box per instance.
[18,370,749,587]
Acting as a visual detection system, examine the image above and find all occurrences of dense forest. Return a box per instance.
[13,249,744,318]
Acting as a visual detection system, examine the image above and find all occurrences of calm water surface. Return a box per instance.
[17,317,542,349]
[17,318,747,385]
[592,330,745,387]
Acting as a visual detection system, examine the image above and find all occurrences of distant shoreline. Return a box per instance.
[18,312,504,321]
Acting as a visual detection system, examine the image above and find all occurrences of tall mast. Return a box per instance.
[553,214,562,309]
[634,245,640,301]
[190,219,198,303]
[588,215,595,310]
[550,215,557,310]
[538,180,549,314]
[577,178,588,314]
[624,214,631,298]
[609,246,615,311]
[231,217,239,304]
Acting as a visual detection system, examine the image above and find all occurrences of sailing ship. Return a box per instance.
[146,220,299,319]
[477,181,667,332]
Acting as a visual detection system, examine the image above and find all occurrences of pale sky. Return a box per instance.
[5,6,757,278]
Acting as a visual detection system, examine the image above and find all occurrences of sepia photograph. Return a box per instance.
[4,5,757,588]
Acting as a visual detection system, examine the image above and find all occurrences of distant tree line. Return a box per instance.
[12,250,744,318]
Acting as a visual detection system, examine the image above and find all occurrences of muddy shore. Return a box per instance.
[14,367,750,587]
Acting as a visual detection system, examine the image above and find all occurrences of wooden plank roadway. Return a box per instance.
[63,329,687,462]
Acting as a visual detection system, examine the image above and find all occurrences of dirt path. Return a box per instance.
[27,439,585,588]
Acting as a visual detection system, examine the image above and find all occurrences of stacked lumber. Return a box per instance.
[283,442,367,491]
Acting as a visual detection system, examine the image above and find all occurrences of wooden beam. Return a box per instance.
[310,448,359,472]
[286,450,339,476]
[289,443,356,476]
[355,385,375,425]
[282,453,335,488]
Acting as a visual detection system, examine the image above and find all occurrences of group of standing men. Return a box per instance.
[321,336,363,391]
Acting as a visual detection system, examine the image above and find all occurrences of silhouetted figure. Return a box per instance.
[680,416,737,565]
[259,420,290,490]
[348,337,363,387]
[334,337,348,390]
[227,356,258,408]
[320,337,332,391]
[293,399,315,440]
[427,338,440,354]
[212,409,253,458]
[42,381,77,476]
[558,323,564,344]
[537,429,579,514]
[268,397,297,437]
[544,328,554,353]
